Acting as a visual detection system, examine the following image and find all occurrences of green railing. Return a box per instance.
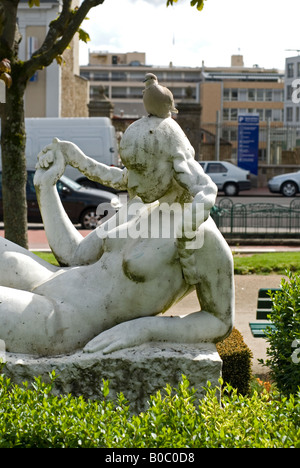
[211,198,300,238]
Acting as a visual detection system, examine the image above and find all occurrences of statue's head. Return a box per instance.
[120,116,194,202]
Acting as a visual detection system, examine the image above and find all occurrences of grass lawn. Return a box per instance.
[34,250,300,275]
[233,251,300,275]
[34,251,59,266]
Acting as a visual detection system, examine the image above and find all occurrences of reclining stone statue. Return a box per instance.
[0,116,234,356]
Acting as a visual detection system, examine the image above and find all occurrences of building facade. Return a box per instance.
[18,0,89,117]
[200,57,284,162]
[81,52,284,162]
[80,51,202,118]
[284,55,300,126]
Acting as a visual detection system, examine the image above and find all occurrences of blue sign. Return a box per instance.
[237,114,259,175]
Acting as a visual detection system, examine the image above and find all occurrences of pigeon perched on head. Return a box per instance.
[143,73,178,119]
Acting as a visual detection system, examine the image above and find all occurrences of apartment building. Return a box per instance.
[80,51,202,117]
[18,0,89,117]
[81,52,284,161]
[284,55,300,125]
[200,56,284,161]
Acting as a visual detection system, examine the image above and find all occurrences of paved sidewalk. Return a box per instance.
[167,275,284,377]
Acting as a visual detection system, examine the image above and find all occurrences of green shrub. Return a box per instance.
[261,272,300,395]
[1,371,299,448]
[216,328,253,395]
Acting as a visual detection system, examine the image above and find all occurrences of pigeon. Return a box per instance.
[143,73,178,119]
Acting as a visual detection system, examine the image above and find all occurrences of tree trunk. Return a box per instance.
[0,1,28,248]
[1,74,28,248]
[0,0,106,249]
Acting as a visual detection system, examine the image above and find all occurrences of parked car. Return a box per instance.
[0,171,118,229]
[268,171,300,197]
[198,161,251,196]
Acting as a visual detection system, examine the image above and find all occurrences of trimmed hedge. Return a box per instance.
[217,327,253,395]
[0,372,299,448]
[262,272,300,395]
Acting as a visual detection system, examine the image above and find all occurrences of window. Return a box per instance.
[166,72,182,81]
[223,89,230,101]
[273,90,283,102]
[248,89,255,101]
[94,72,109,81]
[223,108,229,120]
[273,109,282,122]
[257,109,264,121]
[265,109,272,120]
[230,109,238,121]
[223,108,238,121]
[265,90,273,101]
[206,163,227,174]
[287,62,294,78]
[222,129,237,141]
[286,107,293,122]
[170,87,184,99]
[223,89,238,101]
[257,89,264,101]
[129,72,146,81]
[238,89,247,101]
[128,87,143,98]
[80,71,90,80]
[112,87,127,98]
[111,72,126,81]
[286,85,293,100]
[184,72,201,82]
[231,89,238,101]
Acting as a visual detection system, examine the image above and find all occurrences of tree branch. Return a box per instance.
[24,0,105,78]
[0,0,20,59]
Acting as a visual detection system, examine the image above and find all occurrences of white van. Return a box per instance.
[1,117,119,187]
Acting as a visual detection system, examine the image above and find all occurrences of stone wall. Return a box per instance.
[61,38,89,117]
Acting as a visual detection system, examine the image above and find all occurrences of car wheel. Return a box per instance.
[224,183,239,196]
[80,208,101,229]
[281,181,298,197]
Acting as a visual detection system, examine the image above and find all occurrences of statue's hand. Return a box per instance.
[83,319,151,354]
[34,138,66,187]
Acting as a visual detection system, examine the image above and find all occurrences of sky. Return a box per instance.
[79,0,300,71]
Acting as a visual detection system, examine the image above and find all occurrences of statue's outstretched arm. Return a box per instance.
[33,138,127,266]
[58,139,128,191]
[83,311,229,355]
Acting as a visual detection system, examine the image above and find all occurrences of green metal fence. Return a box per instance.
[211,198,300,238]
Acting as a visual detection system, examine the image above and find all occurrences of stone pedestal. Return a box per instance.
[3,343,222,413]
[88,85,114,119]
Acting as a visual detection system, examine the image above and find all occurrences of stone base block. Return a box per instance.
[2,343,222,413]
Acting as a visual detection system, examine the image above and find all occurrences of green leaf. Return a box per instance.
[28,0,40,7]
[78,28,90,44]
[167,0,206,9]
[55,55,65,66]
[191,0,206,10]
